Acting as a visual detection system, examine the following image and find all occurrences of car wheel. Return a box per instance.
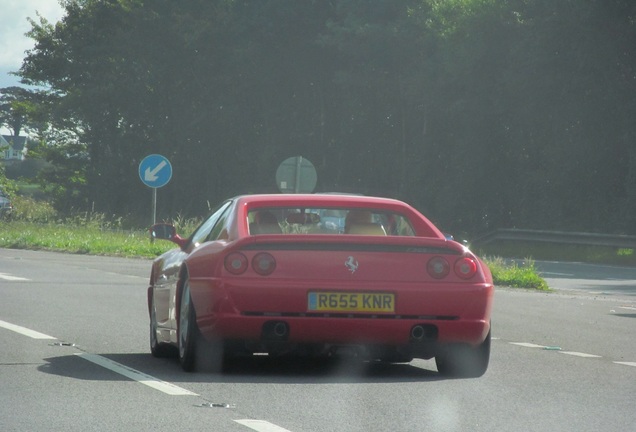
[435,329,491,378]
[178,278,226,372]
[149,294,176,358]
[178,279,198,372]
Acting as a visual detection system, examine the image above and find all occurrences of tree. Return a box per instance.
[14,0,636,235]
[0,87,45,137]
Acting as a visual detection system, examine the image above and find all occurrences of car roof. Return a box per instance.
[234,193,410,208]
[228,194,444,240]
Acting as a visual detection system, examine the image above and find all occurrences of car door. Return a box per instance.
[154,200,234,333]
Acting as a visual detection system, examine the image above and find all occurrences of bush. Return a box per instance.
[485,257,549,291]
[9,195,57,222]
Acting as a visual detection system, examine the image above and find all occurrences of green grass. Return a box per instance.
[476,240,636,267]
[0,221,172,258]
[485,256,549,291]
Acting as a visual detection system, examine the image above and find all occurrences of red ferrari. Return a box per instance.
[147,194,494,377]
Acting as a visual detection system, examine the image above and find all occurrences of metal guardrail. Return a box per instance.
[470,229,636,249]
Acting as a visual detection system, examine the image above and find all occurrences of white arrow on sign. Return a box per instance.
[144,160,167,182]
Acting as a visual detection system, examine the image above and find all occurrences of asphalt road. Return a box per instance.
[1,249,634,432]
[535,260,636,296]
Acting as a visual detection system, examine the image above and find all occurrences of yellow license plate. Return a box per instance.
[308,292,395,313]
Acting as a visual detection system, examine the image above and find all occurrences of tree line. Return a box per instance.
[2,0,635,236]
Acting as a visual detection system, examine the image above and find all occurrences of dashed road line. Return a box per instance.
[0,272,29,281]
[0,319,197,396]
[613,362,636,368]
[75,353,198,396]
[508,340,636,367]
[560,351,602,358]
[235,419,293,432]
[510,342,546,348]
[0,320,56,339]
[540,272,573,277]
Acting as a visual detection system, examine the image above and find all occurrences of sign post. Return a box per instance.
[139,154,172,237]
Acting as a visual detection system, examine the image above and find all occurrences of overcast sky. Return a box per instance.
[1,0,65,89]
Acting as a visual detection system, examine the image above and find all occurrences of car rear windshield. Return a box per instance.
[248,207,415,236]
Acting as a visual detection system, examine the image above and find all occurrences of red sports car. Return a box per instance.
[147,194,494,377]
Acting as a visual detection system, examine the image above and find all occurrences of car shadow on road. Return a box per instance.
[38,352,443,384]
[210,355,443,383]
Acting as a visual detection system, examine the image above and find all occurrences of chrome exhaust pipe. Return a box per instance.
[273,322,288,338]
[262,321,289,340]
[411,325,425,341]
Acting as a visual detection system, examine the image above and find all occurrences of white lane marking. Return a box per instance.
[560,351,602,358]
[540,272,573,277]
[235,420,293,432]
[0,320,56,339]
[508,341,636,365]
[0,272,29,281]
[75,353,198,396]
[614,362,636,367]
[510,342,545,348]
[619,306,636,311]
[0,320,197,396]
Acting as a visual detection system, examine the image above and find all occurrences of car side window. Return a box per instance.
[190,201,232,246]
[206,206,232,241]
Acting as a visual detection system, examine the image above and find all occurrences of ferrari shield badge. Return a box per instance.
[345,256,359,273]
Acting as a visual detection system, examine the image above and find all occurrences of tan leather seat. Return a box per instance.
[250,211,282,234]
[345,222,386,236]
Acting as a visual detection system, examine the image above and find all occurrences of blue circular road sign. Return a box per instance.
[139,154,172,188]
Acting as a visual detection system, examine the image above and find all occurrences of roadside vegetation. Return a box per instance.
[0,221,170,258]
[0,194,198,258]
[477,241,636,267]
[483,257,549,291]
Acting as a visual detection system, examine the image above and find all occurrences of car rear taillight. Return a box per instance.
[427,256,450,279]
[225,252,248,275]
[454,257,477,279]
[252,252,276,276]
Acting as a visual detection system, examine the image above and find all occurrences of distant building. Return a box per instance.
[1,135,28,161]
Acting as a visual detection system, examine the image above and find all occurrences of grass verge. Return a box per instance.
[476,240,636,267]
[485,257,549,291]
[0,221,172,258]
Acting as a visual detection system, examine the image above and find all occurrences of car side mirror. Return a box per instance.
[150,223,189,248]
[150,223,176,240]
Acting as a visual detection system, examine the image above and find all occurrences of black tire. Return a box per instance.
[178,278,225,372]
[435,329,491,378]
[150,294,176,358]
[178,279,198,372]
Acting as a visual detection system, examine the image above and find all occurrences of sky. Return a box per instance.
[1,1,64,134]
[1,0,65,89]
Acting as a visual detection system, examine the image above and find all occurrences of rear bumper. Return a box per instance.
[200,314,490,346]
[188,276,493,348]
